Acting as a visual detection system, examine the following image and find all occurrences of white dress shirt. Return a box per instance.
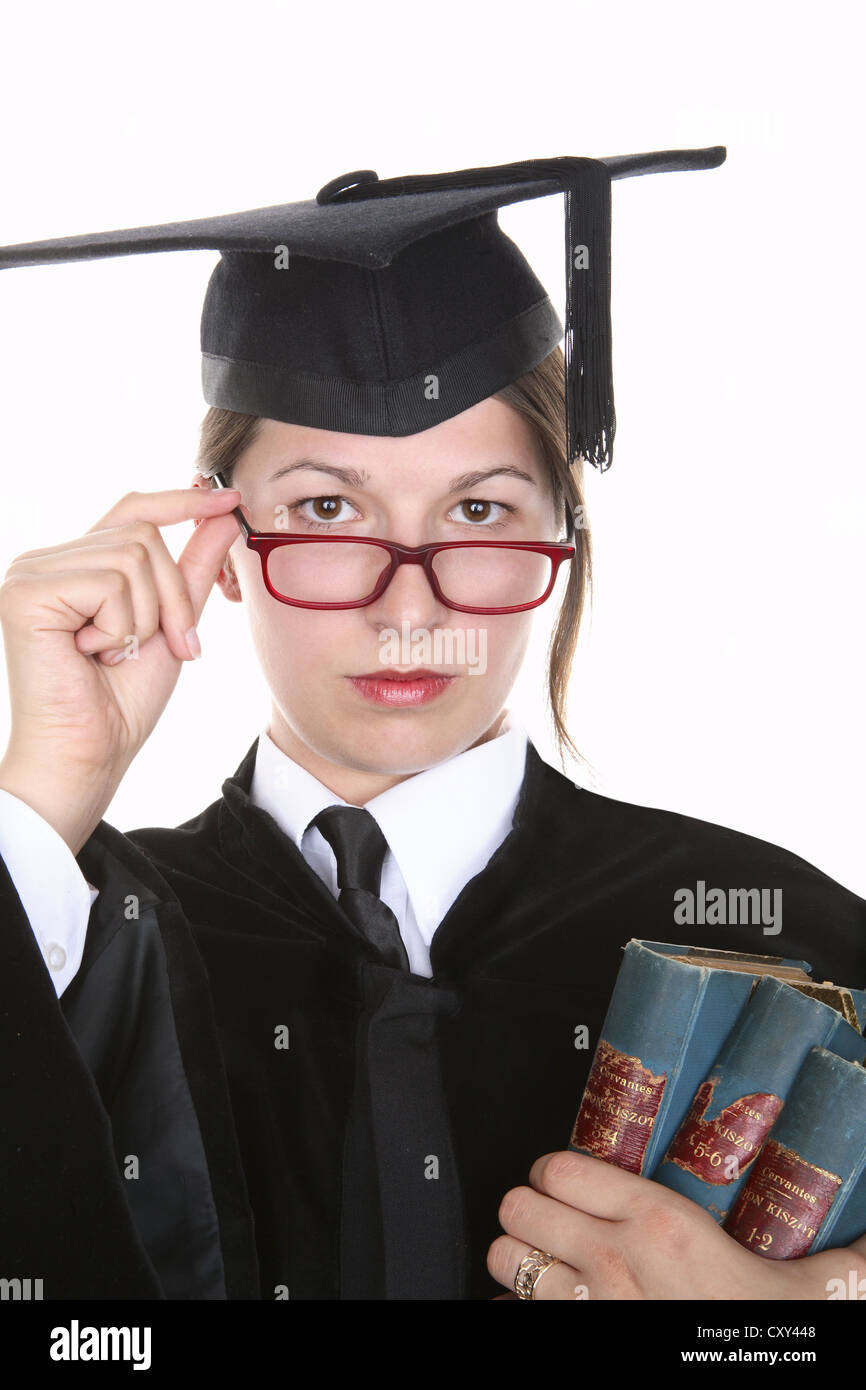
[0,708,529,994]
[0,790,100,995]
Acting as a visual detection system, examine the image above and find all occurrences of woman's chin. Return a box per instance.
[316,702,502,775]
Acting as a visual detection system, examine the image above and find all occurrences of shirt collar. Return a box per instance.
[250,711,530,941]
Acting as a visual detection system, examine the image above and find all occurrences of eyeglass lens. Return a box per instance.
[265,542,553,608]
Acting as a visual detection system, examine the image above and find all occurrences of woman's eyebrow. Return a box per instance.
[266,459,371,487]
[448,465,537,492]
[265,459,537,491]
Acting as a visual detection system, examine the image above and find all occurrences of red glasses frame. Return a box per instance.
[211,471,575,615]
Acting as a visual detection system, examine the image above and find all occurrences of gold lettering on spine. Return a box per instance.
[723,1139,843,1258]
[570,1039,666,1174]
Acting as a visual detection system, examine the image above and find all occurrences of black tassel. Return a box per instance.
[322,156,617,472]
[561,158,615,473]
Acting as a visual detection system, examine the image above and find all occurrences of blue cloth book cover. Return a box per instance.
[723,1047,866,1257]
[567,940,815,1176]
[653,975,866,1220]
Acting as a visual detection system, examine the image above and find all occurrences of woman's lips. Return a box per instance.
[347,670,456,706]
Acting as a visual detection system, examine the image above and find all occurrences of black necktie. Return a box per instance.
[311,806,410,971]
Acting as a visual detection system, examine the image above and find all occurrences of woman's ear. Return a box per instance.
[216,553,243,602]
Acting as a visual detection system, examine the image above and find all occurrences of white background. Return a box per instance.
[0,0,863,897]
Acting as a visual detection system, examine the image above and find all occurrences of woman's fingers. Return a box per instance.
[487,1235,587,1300]
[174,505,246,626]
[498,1181,614,1276]
[0,485,243,853]
[12,541,160,659]
[527,1150,649,1221]
[6,487,242,663]
[82,486,242,540]
[1,565,138,662]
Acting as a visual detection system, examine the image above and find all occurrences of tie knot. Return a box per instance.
[311,805,389,895]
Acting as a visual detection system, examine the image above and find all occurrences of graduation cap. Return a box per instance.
[0,149,725,482]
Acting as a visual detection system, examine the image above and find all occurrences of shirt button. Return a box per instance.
[46,943,67,972]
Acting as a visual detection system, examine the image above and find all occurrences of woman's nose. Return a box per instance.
[365,553,451,627]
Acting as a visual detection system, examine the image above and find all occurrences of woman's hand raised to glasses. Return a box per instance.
[0,484,242,856]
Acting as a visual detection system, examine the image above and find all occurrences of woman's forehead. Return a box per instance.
[236,403,549,491]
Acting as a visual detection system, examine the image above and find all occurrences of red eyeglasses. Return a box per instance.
[211,470,575,615]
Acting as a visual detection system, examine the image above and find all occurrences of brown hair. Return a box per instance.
[194,346,591,770]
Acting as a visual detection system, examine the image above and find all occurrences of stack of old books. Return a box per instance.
[568,941,866,1258]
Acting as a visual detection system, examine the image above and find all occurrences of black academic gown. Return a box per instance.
[2,737,864,1300]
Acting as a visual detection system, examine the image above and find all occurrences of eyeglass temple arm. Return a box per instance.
[211,470,253,539]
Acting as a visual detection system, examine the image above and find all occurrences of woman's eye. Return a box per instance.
[291,495,360,527]
[449,498,517,527]
[286,494,516,530]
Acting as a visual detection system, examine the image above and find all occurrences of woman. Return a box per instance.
[1,152,864,1301]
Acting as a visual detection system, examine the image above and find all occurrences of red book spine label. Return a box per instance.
[664,1079,784,1185]
[570,1038,666,1174]
[723,1138,842,1258]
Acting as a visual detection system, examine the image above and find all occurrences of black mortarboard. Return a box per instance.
[0,150,725,478]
